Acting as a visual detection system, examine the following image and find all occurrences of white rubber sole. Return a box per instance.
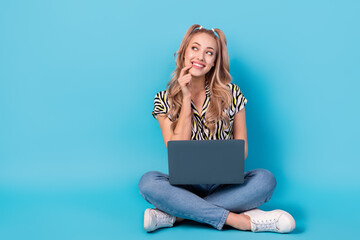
[144,208,152,232]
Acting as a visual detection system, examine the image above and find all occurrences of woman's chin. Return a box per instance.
[190,70,206,78]
[191,73,205,78]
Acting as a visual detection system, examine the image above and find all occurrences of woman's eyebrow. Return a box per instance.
[192,42,215,50]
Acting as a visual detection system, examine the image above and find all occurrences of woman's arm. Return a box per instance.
[157,65,194,148]
[157,96,192,148]
[233,108,248,160]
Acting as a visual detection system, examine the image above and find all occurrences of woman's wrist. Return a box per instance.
[182,95,192,103]
[179,96,192,118]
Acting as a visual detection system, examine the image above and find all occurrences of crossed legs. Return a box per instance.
[138,168,276,230]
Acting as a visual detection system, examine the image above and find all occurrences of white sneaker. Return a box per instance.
[243,208,296,233]
[143,208,176,232]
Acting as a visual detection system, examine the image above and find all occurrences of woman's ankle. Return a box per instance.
[176,217,185,223]
[225,212,251,231]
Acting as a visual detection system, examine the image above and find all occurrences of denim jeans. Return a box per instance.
[138,168,277,230]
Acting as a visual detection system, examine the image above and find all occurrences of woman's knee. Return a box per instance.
[252,168,277,193]
[138,171,167,196]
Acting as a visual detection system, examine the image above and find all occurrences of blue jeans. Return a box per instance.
[138,168,277,230]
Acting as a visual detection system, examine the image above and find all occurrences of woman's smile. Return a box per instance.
[191,61,206,69]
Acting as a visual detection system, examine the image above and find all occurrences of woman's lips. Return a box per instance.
[191,62,205,69]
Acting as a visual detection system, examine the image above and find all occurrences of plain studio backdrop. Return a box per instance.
[0,0,359,239]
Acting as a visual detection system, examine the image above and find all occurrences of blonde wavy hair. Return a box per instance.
[167,24,232,136]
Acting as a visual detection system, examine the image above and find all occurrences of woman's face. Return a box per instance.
[184,33,218,77]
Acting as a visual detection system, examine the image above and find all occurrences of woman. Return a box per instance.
[138,24,296,233]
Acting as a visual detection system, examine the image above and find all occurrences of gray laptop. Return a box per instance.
[168,140,245,185]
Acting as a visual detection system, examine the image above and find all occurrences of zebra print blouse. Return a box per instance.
[152,83,247,140]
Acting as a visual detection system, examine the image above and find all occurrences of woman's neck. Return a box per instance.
[191,75,206,94]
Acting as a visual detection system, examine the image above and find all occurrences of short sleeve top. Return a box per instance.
[152,82,247,140]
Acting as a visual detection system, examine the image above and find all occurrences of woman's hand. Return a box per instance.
[177,65,193,99]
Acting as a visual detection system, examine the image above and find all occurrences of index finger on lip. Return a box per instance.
[180,65,192,76]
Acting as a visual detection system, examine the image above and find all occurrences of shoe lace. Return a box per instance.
[253,218,278,231]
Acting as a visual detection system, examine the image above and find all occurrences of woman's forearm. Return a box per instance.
[171,97,192,141]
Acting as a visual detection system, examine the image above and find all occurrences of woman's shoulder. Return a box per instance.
[227,83,247,114]
[227,82,242,94]
[152,89,171,119]
[153,89,171,108]
[154,89,169,102]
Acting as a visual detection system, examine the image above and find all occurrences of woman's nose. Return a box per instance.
[197,51,204,61]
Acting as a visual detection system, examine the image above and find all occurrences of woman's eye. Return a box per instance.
[191,47,213,56]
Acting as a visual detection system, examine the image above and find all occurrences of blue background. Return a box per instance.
[1,0,359,239]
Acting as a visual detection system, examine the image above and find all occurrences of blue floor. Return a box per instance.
[0,176,358,240]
